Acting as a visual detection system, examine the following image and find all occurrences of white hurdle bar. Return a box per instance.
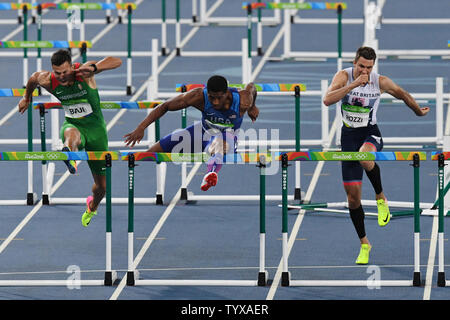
[196,0,281,26]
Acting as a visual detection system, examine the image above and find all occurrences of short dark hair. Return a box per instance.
[206,75,228,93]
[354,46,377,62]
[51,49,72,66]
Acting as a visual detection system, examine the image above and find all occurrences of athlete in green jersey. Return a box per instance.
[18,49,122,227]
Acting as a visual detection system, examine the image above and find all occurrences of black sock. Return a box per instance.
[365,163,383,195]
[349,205,366,239]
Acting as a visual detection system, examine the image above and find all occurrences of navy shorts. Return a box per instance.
[159,121,237,153]
[341,124,383,186]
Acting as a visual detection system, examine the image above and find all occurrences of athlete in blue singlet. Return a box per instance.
[123,75,259,191]
[324,47,429,265]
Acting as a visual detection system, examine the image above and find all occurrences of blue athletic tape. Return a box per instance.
[52,41,69,48]
[0,89,12,97]
[311,3,327,9]
[120,102,139,109]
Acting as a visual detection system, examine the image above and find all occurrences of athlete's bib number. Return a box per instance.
[63,103,93,118]
[342,105,370,128]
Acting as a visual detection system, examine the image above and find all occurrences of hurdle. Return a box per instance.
[33,101,167,206]
[279,151,424,287]
[0,89,40,205]
[433,152,450,287]
[0,1,132,24]
[173,82,318,203]
[124,152,268,286]
[0,3,137,95]
[0,151,117,286]
[243,2,346,70]
[363,2,450,63]
[195,0,281,26]
[243,2,348,70]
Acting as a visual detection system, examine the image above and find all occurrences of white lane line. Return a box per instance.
[423,215,438,300]
[0,201,43,254]
[423,186,440,300]
[109,163,202,300]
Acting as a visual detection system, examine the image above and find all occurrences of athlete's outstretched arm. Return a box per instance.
[240,82,259,122]
[379,75,429,116]
[76,57,122,78]
[123,88,204,147]
[18,71,51,114]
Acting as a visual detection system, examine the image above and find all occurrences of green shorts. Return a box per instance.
[60,119,108,176]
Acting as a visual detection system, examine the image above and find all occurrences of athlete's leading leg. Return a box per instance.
[61,126,82,174]
[359,142,390,226]
[201,131,235,191]
[81,174,106,227]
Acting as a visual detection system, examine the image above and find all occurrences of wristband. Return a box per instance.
[90,64,98,73]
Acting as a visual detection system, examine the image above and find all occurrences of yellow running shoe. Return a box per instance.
[81,196,97,227]
[62,146,77,174]
[377,198,390,227]
[355,244,371,265]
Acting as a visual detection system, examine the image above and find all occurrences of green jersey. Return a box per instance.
[51,63,108,175]
[49,62,105,127]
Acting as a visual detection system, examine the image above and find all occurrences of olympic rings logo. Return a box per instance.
[47,152,63,160]
[355,153,368,160]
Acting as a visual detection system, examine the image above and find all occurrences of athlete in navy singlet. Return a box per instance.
[124,75,259,192]
[323,47,429,265]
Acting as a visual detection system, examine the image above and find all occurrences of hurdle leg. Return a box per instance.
[412,153,421,286]
[176,0,181,56]
[438,153,446,286]
[27,101,37,205]
[156,162,166,205]
[294,86,301,202]
[126,5,133,95]
[258,157,268,286]
[281,153,290,286]
[39,104,50,205]
[104,154,117,285]
[127,154,139,285]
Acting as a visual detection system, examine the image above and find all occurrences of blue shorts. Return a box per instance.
[340,124,383,186]
[159,121,237,153]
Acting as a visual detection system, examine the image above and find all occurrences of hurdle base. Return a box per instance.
[438,272,446,287]
[126,270,140,286]
[27,192,38,205]
[258,271,268,286]
[281,272,290,287]
[185,194,296,202]
[288,280,415,287]
[133,279,259,286]
[104,271,118,286]
[413,272,421,287]
[181,188,188,201]
[156,194,163,205]
[42,194,49,205]
[294,188,303,202]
